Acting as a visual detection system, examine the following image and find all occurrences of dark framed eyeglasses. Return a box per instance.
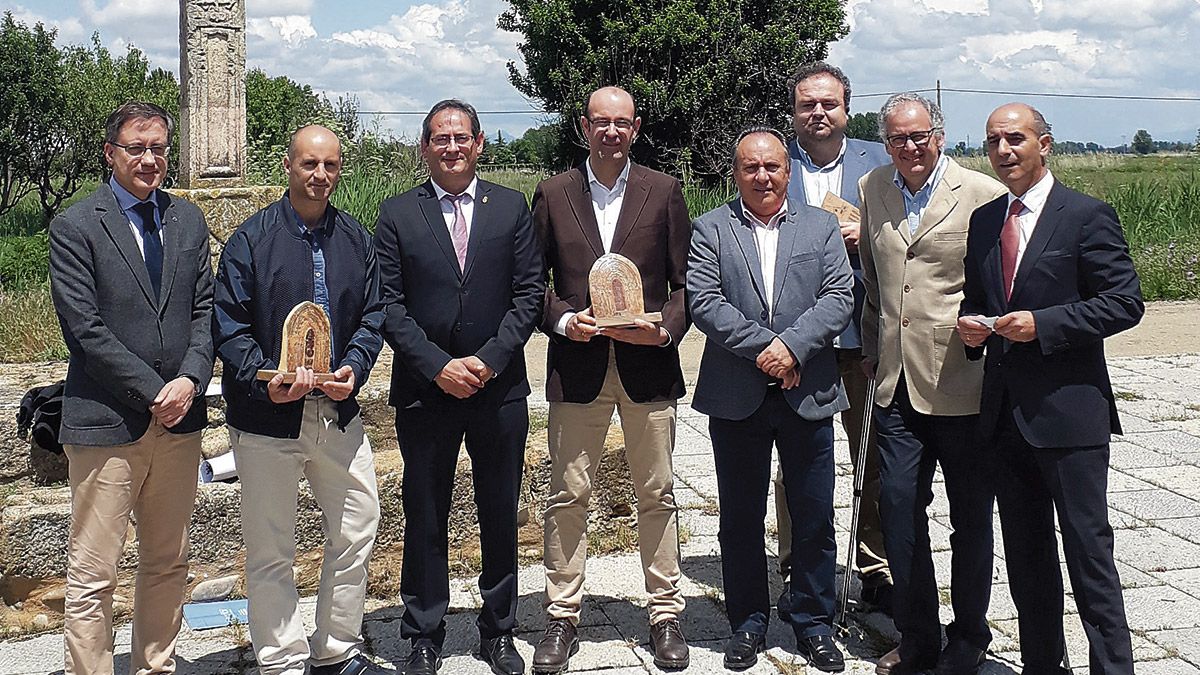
[111,142,171,158]
[884,128,942,149]
[587,118,635,131]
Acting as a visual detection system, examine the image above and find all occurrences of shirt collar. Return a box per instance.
[792,137,847,173]
[585,158,631,192]
[1009,169,1054,214]
[740,198,789,230]
[892,153,949,199]
[109,177,159,214]
[284,193,334,236]
[431,175,479,203]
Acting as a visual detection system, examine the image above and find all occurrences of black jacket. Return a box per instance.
[212,198,384,438]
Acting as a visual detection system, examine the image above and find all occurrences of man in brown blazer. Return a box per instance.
[858,93,1005,675]
[531,86,691,674]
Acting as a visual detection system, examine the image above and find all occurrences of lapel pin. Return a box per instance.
[482,195,489,204]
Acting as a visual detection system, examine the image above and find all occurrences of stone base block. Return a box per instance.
[167,185,284,245]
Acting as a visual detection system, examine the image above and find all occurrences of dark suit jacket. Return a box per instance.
[687,199,854,422]
[49,183,214,446]
[960,179,1143,448]
[533,163,690,403]
[787,137,890,349]
[374,179,544,409]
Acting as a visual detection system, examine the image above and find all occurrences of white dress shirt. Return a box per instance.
[586,159,631,253]
[741,199,788,317]
[431,175,480,238]
[794,139,846,208]
[1007,169,1055,270]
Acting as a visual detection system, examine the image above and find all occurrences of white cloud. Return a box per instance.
[246,0,314,18]
[247,15,316,47]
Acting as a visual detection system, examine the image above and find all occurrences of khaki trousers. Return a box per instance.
[544,350,684,624]
[64,423,201,675]
[776,348,890,584]
[232,398,380,675]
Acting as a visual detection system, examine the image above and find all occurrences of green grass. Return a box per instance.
[0,281,68,362]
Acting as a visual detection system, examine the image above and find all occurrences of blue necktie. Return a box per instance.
[133,201,162,300]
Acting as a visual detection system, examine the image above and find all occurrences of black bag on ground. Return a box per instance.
[16,381,66,455]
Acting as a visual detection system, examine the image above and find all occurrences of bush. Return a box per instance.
[0,232,49,289]
[0,281,66,362]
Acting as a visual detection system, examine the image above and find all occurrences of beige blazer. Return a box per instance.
[858,157,1005,415]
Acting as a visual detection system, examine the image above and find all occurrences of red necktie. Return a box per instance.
[1000,198,1024,301]
[444,194,468,271]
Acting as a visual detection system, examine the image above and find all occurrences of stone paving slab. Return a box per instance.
[6,352,1200,672]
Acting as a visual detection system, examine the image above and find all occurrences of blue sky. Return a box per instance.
[11,0,1200,147]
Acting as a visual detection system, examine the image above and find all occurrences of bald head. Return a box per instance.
[586,86,635,119]
[284,125,343,214]
[582,86,640,169]
[985,103,1052,196]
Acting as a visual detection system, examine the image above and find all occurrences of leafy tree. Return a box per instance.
[245,69,351,184]
[1131,129,1154,155]
[846,112,879,142]
[1193,128,1200,154]
[509,124,563,168]
[0,12,62,219]
[499,0,848,179]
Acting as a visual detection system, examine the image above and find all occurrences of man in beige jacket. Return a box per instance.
[858,93,1004,675]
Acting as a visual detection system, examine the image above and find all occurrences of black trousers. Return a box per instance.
[395,399,527,647]
[875,375,995,665]
[710,388,836,639]
[994,408,1133,675]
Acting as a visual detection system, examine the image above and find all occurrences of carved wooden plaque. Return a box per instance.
[820,191,860,223]
[589,253,663,328]
[256,301,337,383]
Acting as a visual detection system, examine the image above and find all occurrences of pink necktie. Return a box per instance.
[445,194,468,271]
[1000,198,1024,301]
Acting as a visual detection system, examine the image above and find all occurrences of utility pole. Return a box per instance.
[936,79,942,109]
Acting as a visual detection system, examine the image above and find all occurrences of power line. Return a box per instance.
[353,87,1200,116]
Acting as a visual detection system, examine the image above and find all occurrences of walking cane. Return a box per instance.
[836,374,877,631]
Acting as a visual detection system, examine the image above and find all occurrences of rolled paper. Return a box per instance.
[200,451,238,483]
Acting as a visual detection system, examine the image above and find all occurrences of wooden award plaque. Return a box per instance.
[256,301,337,384]
[589,253,663,328]
[820,191,860,223]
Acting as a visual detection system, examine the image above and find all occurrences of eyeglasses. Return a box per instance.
[588,118,635,131]
[884,129,941,149]
[429,134,475,148]
[111,142,170,158]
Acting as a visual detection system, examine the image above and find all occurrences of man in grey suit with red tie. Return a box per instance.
[50,101,213,675]
[958,103,1142,674]
[777,62,894,613]
[373,99,544,675]
[531,86,691,674]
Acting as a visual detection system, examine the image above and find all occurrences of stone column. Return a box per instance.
[178,0,246,189]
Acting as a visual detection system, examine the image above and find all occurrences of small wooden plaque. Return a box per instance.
[588,253,663,328]
[256,302,338,384]
[820,192,860,223]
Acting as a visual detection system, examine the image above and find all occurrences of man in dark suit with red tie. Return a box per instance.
[373,99,544,675]
[530,86,691,674]
[958,103,1143,675]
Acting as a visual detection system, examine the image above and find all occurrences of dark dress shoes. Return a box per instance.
[796,634,846,673]
[931,640,986,675]
[403,641,442,675]
[650,618,690,669]
[532,618,579,674]
[479,634,525,675]
[723,631,765,671]
[310,654,393,675]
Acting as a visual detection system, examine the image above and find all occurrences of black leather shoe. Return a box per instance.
[723,631,765,671]
[532,618,578,674]
[650,618,690,669]
[479,633,525,675]
[796,634,846,672]
[861,583,895,617]
[931,640,986,675]
[403,641,442,675]
[311,654,394,675]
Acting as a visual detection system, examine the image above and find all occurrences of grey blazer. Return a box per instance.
[50,183,214,446]
[687,198,854,422]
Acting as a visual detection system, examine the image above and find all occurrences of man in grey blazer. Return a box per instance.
[778,62,894,614]
[688,127,854,672]
[49,101,214,675]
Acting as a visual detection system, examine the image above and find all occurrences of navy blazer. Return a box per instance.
[50,183,214,446]
[960,180,1144,448]
[788,137,890,349]
[687,199,854,422]
[374,179,545,409]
